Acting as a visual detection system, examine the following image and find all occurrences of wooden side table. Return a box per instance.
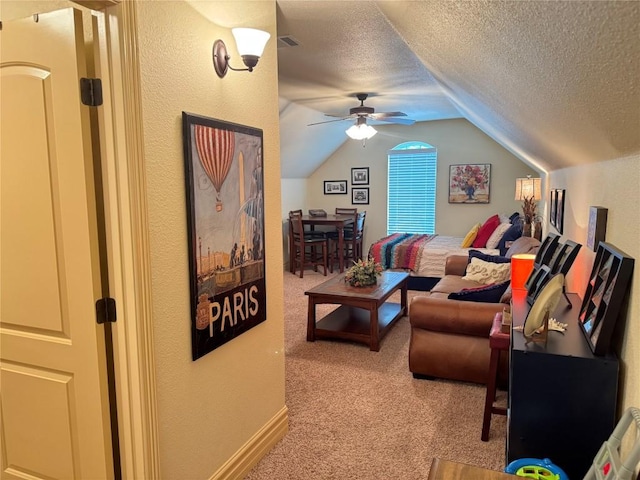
[481,312,509,441]
[428,458,513,479]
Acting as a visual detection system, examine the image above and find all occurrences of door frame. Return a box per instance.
[78,1,160,478]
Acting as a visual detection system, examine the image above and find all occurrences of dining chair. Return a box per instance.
[289,211,328,278]
[335,207,358,216]
[290,209,325,238]
[288,210,326,273]
[329,211,366,272]
[326,207,358,241]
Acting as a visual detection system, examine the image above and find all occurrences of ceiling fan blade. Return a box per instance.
[369,112,407,119]
[307,117,351,126]
[324,113,356,119]
[376,117,416,125]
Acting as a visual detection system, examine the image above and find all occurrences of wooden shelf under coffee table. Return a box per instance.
[305,271,409,351]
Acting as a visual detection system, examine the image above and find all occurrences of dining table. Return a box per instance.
[289,214,355,274]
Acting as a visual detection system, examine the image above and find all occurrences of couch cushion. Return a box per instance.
[462,257,511,284]
[472,214,501,248]
[505,235,541,257]
[409,295,506,337]
[468,249,511,268]
[499,284,513,304]
[430,275,484,295]
[448,280,510,303]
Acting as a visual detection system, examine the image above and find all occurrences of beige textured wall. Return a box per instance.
[280,178,308,265]
[281,178,309,215]
[305,118,538,250]
[0,1,78,17]
[135,2,283,478]
[549,154,640,417]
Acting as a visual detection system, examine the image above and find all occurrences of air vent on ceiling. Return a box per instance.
[277,35,300,48]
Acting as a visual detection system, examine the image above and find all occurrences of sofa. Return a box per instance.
[408,236,541,385]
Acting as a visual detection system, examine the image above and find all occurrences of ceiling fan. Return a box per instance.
[307,93,416,128]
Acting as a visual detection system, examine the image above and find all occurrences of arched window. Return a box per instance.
[387,141,437,234]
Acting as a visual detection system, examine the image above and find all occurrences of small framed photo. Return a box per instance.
[587,206,607,251]
[351,167,369,185]
[324,180,347,194]
[555,189,565,235]
[352,187,369,205]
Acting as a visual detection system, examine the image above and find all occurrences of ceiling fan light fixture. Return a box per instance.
[345,119,377,140]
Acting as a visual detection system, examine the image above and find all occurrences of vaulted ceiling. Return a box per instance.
[276,1,640,178]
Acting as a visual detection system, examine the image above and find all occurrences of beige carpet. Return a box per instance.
[246,270,507,479]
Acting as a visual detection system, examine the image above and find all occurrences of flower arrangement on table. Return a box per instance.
[344,257,383,287]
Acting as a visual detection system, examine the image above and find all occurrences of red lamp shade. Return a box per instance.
[511,254,536,290]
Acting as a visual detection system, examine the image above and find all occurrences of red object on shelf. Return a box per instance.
[511,253,536,290]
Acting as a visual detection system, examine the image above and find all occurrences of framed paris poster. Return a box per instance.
[182,112,266,360]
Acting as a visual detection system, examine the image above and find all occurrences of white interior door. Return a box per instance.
[1,8,114,479]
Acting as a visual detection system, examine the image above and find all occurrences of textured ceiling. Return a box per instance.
[276,0,640,178]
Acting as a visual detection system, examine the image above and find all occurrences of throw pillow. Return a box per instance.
[461,223,482,248]
[472,214,501,248]
[497,222,523,256]
[448,280,510,303]
[468,249,511,266]
[509,212,521,224]
[462,257,511,284]
[486,222,512,249]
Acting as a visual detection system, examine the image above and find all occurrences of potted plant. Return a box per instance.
[344,257,383,287]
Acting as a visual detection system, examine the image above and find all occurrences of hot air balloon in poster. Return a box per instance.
[195,124,235,212]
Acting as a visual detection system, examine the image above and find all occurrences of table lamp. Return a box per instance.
[511,253,536,290]
[514,176,542,236]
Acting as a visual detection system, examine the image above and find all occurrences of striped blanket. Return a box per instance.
[369,233,437,272]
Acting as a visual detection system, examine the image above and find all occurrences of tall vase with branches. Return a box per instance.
[521,197,538,237]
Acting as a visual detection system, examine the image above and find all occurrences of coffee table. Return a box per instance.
[305,271,409,351]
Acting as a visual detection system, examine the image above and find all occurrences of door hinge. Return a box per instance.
[96,297,117,324]
[80,78,103,106]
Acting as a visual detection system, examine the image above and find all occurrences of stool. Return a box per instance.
[481,312,510,441]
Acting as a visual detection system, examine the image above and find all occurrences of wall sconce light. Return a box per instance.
[345,117,377,140]
[213,28,271,78]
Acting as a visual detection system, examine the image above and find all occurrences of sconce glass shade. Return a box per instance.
[511,253,536,290]
[213,28,271,78]
[515,177,542,201]
[345,123,377,140]
[232,28,270,68]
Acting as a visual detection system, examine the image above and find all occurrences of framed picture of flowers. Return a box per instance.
[448,164,491,204]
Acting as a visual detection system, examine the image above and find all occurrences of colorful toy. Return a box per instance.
[506,407,640,480]
[505,458,569,480]
[583,407,640,480]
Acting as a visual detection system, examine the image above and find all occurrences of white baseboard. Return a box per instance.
[210,406,289,480]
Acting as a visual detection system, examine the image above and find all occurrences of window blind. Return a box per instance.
[387,146,437,235]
